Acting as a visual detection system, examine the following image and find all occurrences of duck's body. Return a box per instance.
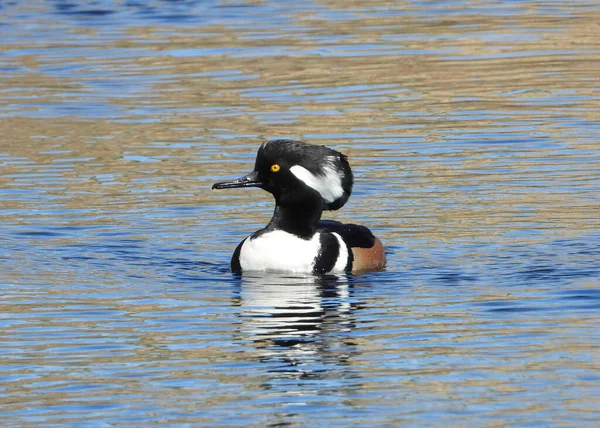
[232,220,384,274]
[213,140,386,274]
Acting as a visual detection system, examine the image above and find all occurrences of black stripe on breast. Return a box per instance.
[313,232,339,274]
[230,238,247,274]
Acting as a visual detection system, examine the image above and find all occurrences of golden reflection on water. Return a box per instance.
[1,0,599,246]
[1,0,600,425]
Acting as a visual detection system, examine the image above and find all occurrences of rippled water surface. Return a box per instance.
[1,0,600,425]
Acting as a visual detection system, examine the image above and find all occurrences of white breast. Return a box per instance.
[239,230,321,273]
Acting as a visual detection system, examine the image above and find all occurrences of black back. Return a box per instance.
[318,220,375,248]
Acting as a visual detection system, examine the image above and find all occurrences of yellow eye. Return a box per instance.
[270,164,281,173]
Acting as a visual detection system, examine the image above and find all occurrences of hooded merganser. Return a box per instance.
[212,139,386,274]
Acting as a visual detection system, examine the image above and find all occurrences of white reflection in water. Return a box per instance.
[236,274,356,379]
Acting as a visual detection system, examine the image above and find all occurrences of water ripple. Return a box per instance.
[1,0,600,425]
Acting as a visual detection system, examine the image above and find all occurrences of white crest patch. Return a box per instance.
[330,232,349,273]
[239,230,321,273]
[290,157,344,203]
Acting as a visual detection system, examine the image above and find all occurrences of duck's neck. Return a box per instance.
[265,201,324,239]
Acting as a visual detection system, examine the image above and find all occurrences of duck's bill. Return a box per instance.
[212,171,263,190]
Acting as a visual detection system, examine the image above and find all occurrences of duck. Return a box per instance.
[212,139,386,274]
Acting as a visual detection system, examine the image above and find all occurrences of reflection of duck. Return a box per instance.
[213,140,385,274]
[233,274,359,379]
[237,274,352,345]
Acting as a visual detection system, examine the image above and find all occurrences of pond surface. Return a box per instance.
[1,0,600,425]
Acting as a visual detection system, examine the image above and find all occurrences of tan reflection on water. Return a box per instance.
[1,0,600,424]
[1,1,598,247]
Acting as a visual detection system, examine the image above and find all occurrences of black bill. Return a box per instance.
[212,170,263,190]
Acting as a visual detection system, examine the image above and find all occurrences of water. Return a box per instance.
[1,0,600,425]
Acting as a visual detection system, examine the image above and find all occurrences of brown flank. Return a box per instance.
[351,237,386,272]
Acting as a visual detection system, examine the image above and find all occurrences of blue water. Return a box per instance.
[1,0,600,425]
